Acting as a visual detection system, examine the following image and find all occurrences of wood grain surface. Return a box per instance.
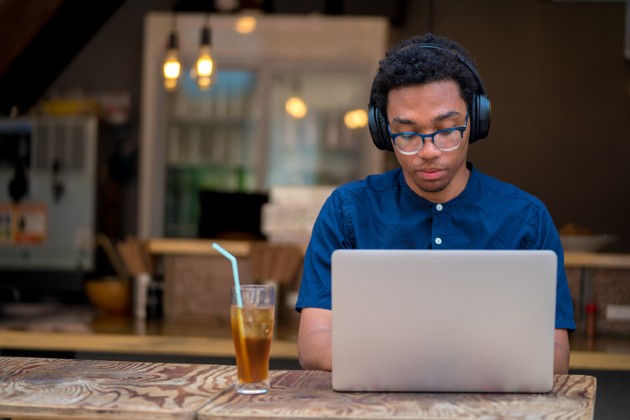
[0,357,597,419]
[0,357,236,419]
[198,371,596,419]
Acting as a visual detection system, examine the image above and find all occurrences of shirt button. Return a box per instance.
[436,204,443,211]
[435,237,442,245]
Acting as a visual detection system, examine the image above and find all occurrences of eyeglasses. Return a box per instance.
[388,111,469,154]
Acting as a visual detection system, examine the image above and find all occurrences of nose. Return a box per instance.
[416,138,442,158]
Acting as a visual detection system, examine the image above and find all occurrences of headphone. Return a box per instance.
[368,43,492,152]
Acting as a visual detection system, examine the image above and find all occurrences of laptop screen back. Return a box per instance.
[331,249,557,393]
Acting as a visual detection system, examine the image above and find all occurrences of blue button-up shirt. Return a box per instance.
[296,162,576,331]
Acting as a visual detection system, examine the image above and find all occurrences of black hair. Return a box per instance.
[369,33,481,120]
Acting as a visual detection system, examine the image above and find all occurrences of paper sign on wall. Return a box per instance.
[0,203,48,245]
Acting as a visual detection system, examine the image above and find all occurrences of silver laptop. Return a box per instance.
[331,249,557,393]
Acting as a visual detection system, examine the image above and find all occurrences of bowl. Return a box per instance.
[560,234,616,252]
[84,277,131,315]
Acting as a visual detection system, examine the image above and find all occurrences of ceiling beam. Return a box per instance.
[0,0,126,115]
[0,0,65,76]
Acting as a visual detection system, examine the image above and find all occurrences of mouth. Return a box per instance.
[416,168,445,181]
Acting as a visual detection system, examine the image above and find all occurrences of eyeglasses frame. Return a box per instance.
[387,111,470,155]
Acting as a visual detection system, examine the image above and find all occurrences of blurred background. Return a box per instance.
[1,0,629,299]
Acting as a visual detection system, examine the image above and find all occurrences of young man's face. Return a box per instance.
[387,80,470,204]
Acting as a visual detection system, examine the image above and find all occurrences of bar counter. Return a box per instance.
[0,356,596,419]
[0,306,298,361]
[1,300,630,371]
[146,238,630,267]
[1,242,630,371]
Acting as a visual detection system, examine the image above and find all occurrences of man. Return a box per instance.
[295,33,575,374]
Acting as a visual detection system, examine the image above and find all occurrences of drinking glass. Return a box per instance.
[230,284,275,394]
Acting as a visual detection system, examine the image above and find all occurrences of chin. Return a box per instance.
[415,179,449,194]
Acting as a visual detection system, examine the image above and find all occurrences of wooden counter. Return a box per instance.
[2,326,630,371]
[148,238,256,257]
[0,304,298,361]
[0,330,298,360]
[564,251,630,269]
[0,357,596,420]
[147,238,630,268]
[1,298,630,371]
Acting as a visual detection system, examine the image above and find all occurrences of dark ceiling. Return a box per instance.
[0,0,407,116]
[173,0,407,22]
[0,0,126,116]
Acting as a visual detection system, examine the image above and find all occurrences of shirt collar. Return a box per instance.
[399,161,477,210]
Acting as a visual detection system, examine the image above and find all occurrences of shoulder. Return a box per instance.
[468,164,560,249]
[335,168,402,197]
[471,166,546,210]
[317,169,404,222]
[327,169,404,213]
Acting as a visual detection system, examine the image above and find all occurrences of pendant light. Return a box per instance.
[194,14,215,90]
[235,14,257,34]
[344,109,368,129]
[285,96,308,119]
[162,14,181,91]
[285,76,308,119]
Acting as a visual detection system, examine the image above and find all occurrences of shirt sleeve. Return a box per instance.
[530,204,576,331]
[295,190,350,311]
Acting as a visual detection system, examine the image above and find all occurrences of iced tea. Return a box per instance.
[230,285,275,394]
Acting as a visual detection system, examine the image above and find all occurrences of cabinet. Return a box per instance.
[0,116,97,270]
[139,13,389,238]
[164,69,259,236]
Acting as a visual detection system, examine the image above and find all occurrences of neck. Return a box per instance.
[407,164,470,204]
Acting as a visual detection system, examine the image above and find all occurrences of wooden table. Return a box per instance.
[199,370,596,419]
[0,357,596,419]
[0,356,235,419]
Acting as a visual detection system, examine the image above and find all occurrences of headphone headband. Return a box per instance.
[407,43,487,95]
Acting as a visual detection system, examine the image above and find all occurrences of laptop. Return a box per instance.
[331,249,557,393]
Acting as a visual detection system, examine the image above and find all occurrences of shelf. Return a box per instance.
[564,251,630,269]
[169,116,250,126]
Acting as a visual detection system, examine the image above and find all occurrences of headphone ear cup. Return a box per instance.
[469,94,491,144]
[476,94,491,141]
[368,105,393,151]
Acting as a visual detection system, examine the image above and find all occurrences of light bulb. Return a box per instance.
[163,32,180,91]
[196,46,214,77]
[163,51,181,79]
[195,26,215,90]
[235,16,257,34]
[285,96,308,119]
[344,109,368,129]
